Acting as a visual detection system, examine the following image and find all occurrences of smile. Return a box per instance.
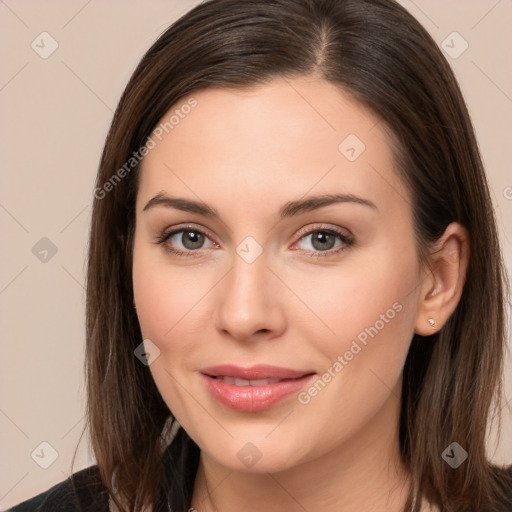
[200,364,316,412]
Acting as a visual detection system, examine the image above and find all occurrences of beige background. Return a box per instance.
[1,0,511,508]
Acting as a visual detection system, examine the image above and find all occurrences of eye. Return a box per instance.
[154,223,354,259]
[293,226,354,257]
[154,225,217,257]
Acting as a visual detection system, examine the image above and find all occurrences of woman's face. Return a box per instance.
[132,76,426,473]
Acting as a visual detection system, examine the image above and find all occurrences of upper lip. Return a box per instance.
[200,364,315,380]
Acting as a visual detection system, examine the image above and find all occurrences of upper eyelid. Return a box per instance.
[295,224,351,239]
[163,223,217,243]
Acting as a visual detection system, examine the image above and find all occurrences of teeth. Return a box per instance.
[216,376,281,386]
[250,378,277,386]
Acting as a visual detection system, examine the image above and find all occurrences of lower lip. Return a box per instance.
[202,374,315,412]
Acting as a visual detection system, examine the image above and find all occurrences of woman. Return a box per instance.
[10,0,512,510]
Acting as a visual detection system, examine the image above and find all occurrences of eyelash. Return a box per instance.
[153,224,354,259]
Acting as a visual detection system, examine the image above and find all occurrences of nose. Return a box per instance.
[214,250,286,343]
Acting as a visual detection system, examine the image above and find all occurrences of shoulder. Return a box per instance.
[7,465,110,512]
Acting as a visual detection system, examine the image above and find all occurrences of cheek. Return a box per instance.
[292,242,419,402]
[286,260,418,461]
[132,243,208,425]
[132,242,211,343]
[286,244,419,354]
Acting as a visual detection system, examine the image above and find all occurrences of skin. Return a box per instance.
[132,76,468,512]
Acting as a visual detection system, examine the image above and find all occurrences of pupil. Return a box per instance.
[313,231,335,251]
[183,231,203,249]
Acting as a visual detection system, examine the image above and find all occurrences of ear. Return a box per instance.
[414,222,470,336]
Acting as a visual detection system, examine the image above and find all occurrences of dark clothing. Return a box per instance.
[8,463,512,511]
[7,465,109,512]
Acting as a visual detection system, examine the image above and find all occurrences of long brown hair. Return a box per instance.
[84,0,511,510]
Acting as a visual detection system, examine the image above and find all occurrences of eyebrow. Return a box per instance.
[142,192,377,218]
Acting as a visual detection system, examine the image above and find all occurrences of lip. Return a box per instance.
[200,365,316,412]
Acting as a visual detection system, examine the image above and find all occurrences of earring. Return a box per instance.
[428,318,436,328]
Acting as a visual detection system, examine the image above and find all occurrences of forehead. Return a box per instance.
[137,77,410,216]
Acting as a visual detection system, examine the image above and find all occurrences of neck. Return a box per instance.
[190,390,413,512]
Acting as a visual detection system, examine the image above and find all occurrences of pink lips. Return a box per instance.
[200,364,316,412]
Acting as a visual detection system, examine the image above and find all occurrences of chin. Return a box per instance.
[192,430,313,474]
